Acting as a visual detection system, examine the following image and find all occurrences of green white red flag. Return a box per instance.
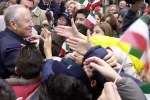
[84,11,96,28]
[120,14,150,71]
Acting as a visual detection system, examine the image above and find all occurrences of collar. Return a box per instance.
[4,28,27,45]
[32,6,37,14]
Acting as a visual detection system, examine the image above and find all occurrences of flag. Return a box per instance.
[140,83,150,100]
[79,0,91,10]
[91,0,100,9]
[84,11,96,28]
[60,42,70,56]
[120,14,149,71]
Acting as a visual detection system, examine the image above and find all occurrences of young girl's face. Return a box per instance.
[92,25,104,35]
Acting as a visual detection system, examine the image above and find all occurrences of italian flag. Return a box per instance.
[79,0,91,11]
[84,11,96,28]
[91,0,100,9]
[120,14,149,71]
[140,83,150,100]
[95,6,106,14]
[60,42,70,56]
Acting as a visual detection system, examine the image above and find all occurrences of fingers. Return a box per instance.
[87,29,92,42]
[71,18,76,29]
[98,82,120,100]
[106,58,117,67]
[84,57,108,67]
[103,49,114,60]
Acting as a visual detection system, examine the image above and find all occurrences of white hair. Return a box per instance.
[4,4,26,26]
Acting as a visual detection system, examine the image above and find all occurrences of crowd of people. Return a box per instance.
[0,0,150,100]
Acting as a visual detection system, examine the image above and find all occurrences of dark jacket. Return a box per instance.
[122,9,137,33]
[42,46,108,100]
[38,0,61,20]
[0,28,29,79]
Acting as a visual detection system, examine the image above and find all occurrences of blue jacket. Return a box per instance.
[0,28,29,79]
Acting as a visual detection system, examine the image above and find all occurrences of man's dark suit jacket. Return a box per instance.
[0,28,28,79]
[38,0,61,25]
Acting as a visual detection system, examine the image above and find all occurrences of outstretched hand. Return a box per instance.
[66,30,94,56]
[54,18,85,39]
[84,57,122,83]
[41,28,52,59]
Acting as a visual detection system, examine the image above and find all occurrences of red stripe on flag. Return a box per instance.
[86,3,91,11]
[92,2,100,9]
[84,19,94,28]
[121,31,147,51]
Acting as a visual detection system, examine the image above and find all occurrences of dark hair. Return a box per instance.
[74,9,90,22]
[39,74,92,100]
[118,7,129,19]
[16,44,43,79]
[101,14,117,31]
[39,32,65,57]
[94,11,102,20]
[16,0,34,4]
[0,79,16,100]
[76,23,89,36]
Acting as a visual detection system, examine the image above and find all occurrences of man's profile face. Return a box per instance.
[20,0,34,12]
[14,8,34,38]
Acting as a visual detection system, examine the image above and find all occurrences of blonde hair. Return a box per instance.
[106,4,119,14]
[65,0,83,10]
[95,22,113,37]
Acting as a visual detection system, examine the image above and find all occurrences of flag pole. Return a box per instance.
[114,47,131,84]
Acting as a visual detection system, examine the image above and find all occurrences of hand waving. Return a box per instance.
[55,18,85,39]
[41,28,52,59]
[66,30,94,55]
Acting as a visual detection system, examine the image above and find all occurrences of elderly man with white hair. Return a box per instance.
[0,5,34,79]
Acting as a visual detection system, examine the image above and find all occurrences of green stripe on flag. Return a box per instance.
[140,14,148,25]
[140,83,150,94]
[79,0,85,4]
[129,47,143,59]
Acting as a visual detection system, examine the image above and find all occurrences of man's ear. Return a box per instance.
[15,67,19,75]
[9,20,17,30]
[91,80,97,87]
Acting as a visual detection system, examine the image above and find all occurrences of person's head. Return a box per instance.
[106,4,119,15]
[0,2,9,15]
[119,0,127,9]
[57,12,71,26]
[39,32,65,58]
[101,14,117,31]
[0,79,16,100]
[93,22,113,36]
[15,44,43,79]
[65,0,82,16]
[4,5,34,38]
[33,0,40,8]
[137,68,150,83]
[74,9,89,24]
[76,23,89,36]
[16,0,34,12]
[94,11,102,24]
[39,74,92,100]
[116,8,128,33]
